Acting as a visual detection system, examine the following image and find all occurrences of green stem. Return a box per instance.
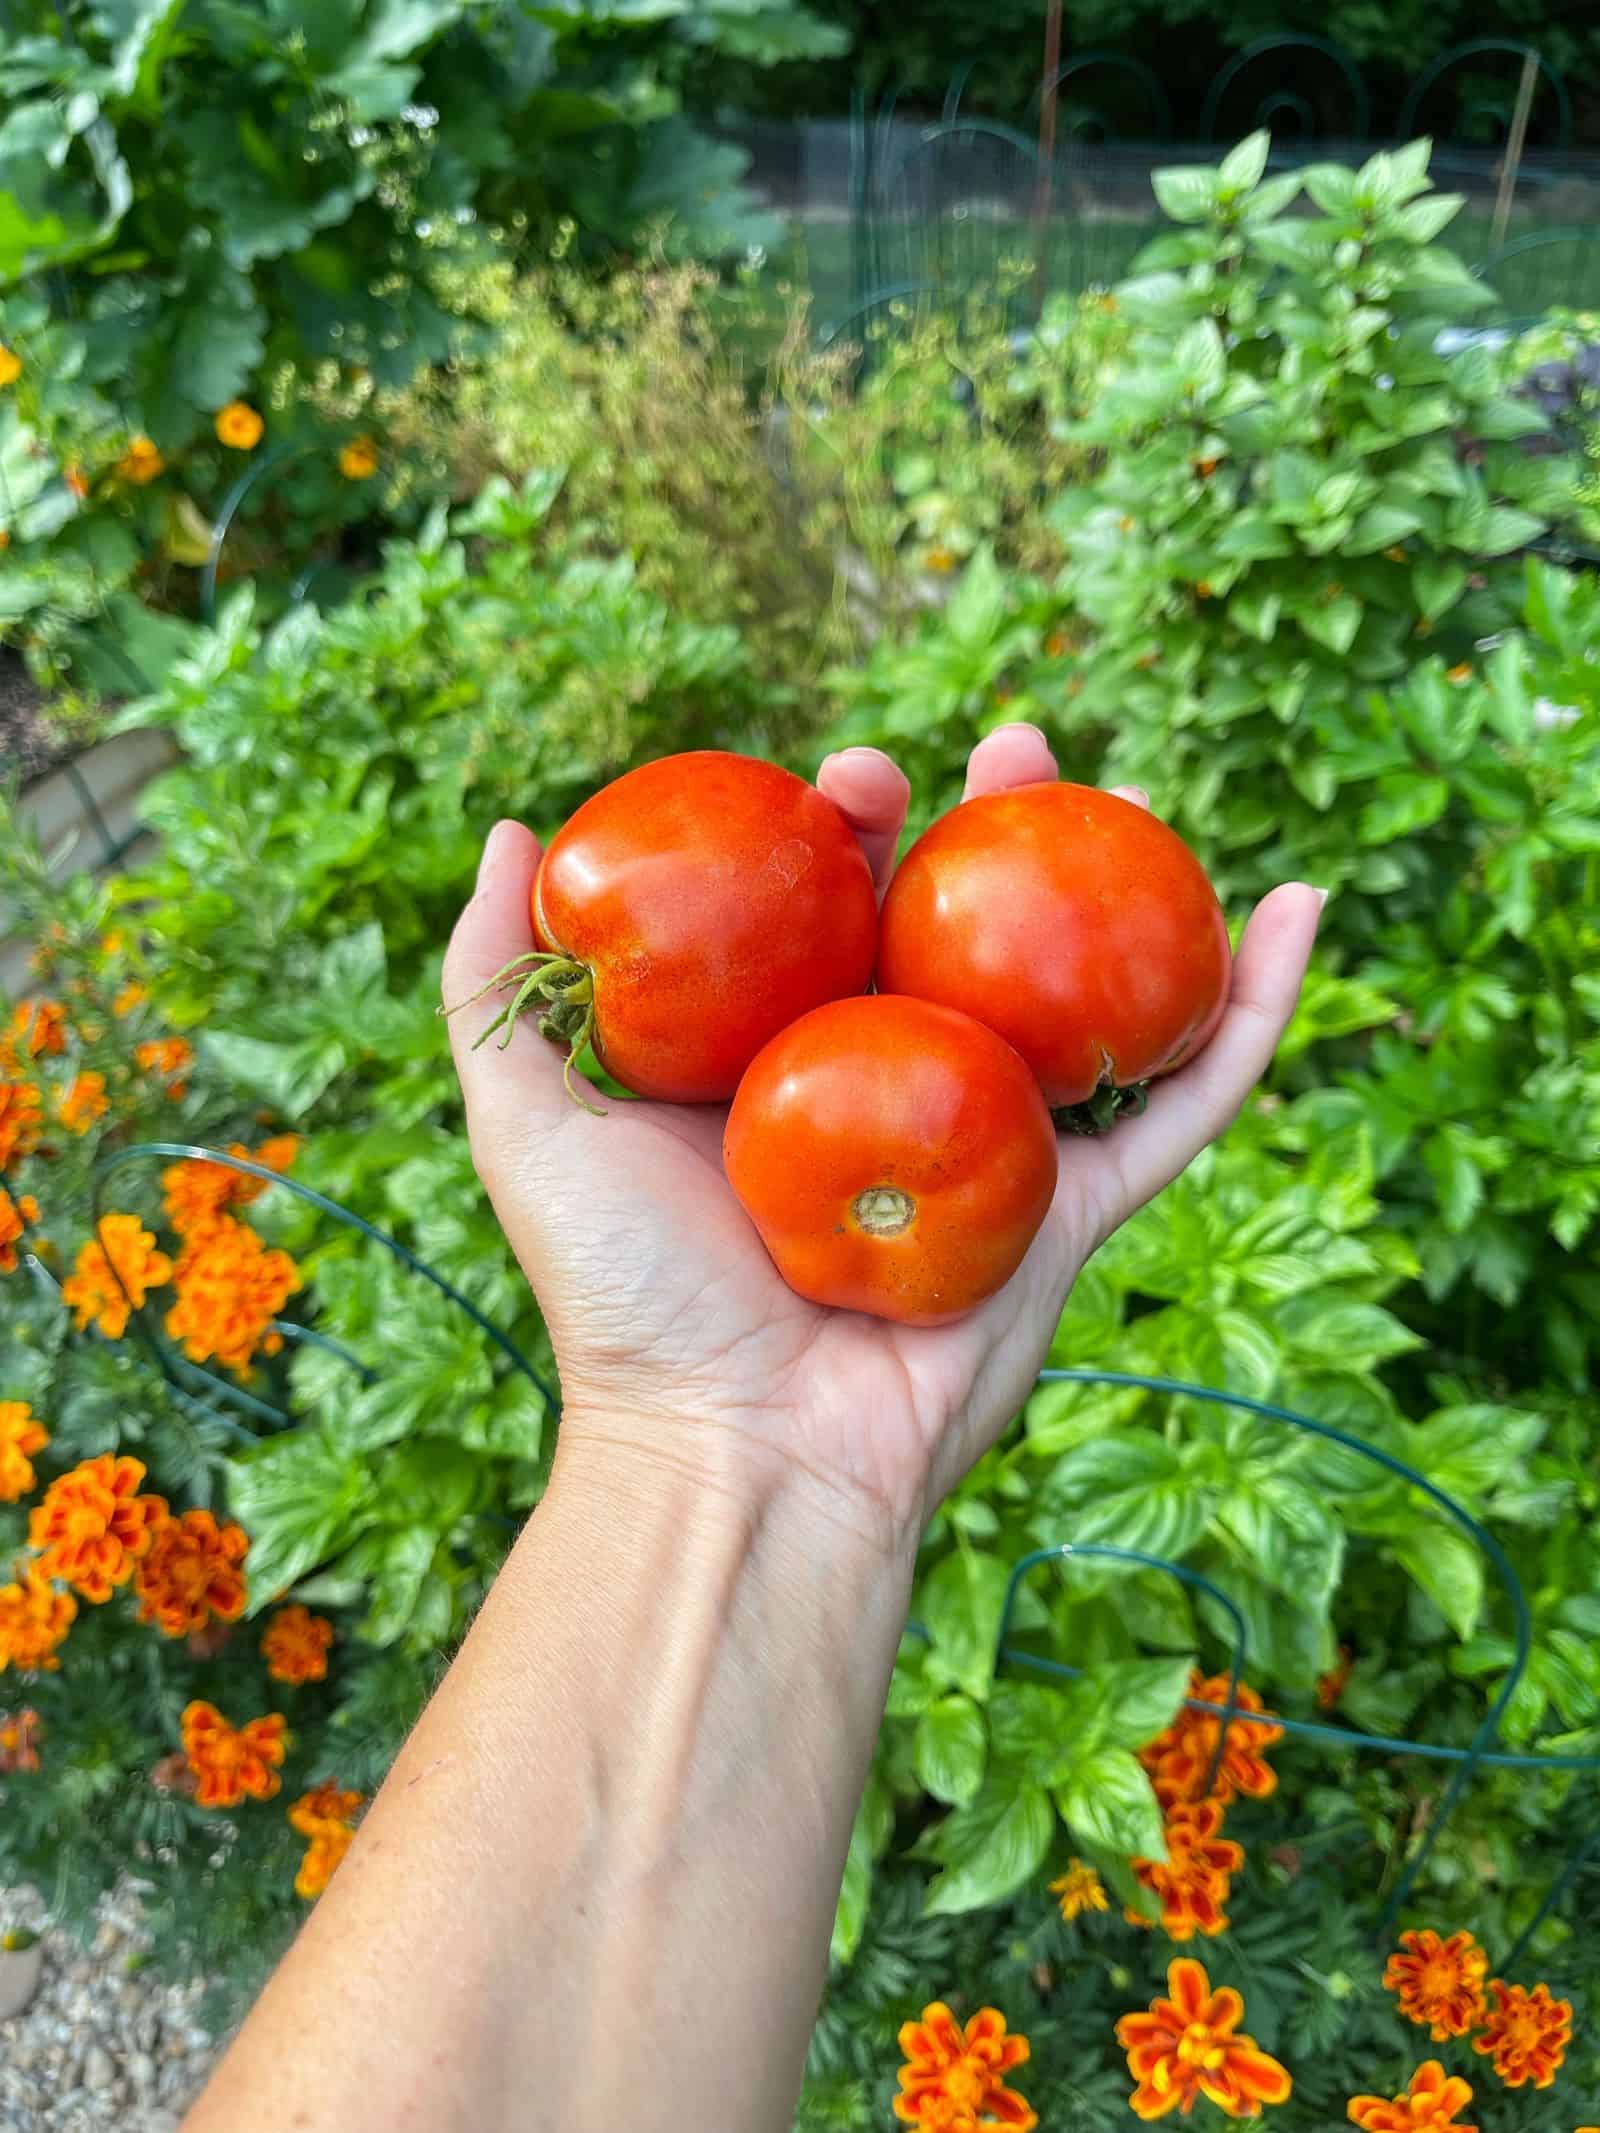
[439,952,606,1116]
[1052,1081,1149,1137]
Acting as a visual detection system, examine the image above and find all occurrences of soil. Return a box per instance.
[0,651,74,784]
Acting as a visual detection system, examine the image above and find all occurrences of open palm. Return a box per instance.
[443,726,1321,1538]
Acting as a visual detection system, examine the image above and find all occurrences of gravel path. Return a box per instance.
[0,1887,218,2133]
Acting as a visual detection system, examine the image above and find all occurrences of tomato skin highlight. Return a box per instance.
[723,995,1058,1326]
[876,782,1231,1108]
[533,751,878,1103]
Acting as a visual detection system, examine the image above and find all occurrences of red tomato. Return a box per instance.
[876,782,1230,1110]
[723,995,1057,1326]
[524,751,877,1103]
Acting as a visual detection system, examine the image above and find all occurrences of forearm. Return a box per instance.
[186,1421,914,2133]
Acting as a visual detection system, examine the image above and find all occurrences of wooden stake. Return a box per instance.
[1491,50,1541,252]
[1031,0,1063,315]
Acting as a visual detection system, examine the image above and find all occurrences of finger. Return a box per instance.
[1108,783,1150,811]
[441,820,580,1130]
[817,747,911,895]
[963,721,1057,799]
[1081,882,1325,1229]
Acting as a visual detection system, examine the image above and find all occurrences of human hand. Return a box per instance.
[443,728,1321,1552]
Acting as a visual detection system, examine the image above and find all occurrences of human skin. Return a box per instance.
[183,727,1322,2133]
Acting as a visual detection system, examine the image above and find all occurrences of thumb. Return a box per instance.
[442,820,584,1139]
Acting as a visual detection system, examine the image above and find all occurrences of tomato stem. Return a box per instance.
[438,951,606,1116]
[1053,1082,1149,1137]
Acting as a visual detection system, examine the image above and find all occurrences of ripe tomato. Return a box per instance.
[723,995,1057,1326]
[515,751,877,1103]
[876,782,1230,1111]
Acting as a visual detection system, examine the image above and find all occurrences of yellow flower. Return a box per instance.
[0,1402,48,1503]
[922,543,958,574]
[0,345,20,388]
[214,400,264,450]
[117,435,165,485]
[1050,1857,1109,1922]
[1117,1959,1292,2120]
[339,436,379,481]
[895,2003,1036,2129]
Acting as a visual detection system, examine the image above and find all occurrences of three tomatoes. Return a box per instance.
[497,750,1230,1325]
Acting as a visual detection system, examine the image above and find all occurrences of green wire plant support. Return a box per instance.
[35,1151,1596,1979]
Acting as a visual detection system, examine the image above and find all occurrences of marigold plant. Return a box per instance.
[0,1188,39,1275]
[28,1454,168,1603]
[894,2002,1037,2129]
[161,1137,298,1244]
[134,1508,250,1638]
[1050,1858,1109,1923]
[215,401,264,450]
[0,999,68,1068]
[180,1701,288,1809]
[1116,1958,1292,2121]
[0,1081,42,1171]
[117,435,164,484]
[61,1214,174,1338]
[1129,1801,1244,1943]
[1348,2059,1478,2132]
[134,1036,193,1098]
[55,1070,108,1134]
[165,1214,301,1373]
[0,1566,77,1673]
[288,1782,364,1899]
[0,1402,49,1502]
[1140,1672,1282,1810]
[339,436,378,480]
[261,1603,335,1685]
[0,344,20,387]
[1384,1930,1489,2042]
[0,1706,42,1772]
[1471,1980,1572,2090]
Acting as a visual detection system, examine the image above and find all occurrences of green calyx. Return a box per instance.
[439,951,606,1116]
[1054,1081,1149,1137]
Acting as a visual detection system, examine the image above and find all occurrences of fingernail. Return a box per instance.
[476,822,506,893]
[834,746,882,765]
[1129,786,1150,808]
[1313,887,1330,912]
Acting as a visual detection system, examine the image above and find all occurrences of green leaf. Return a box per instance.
[1151,164,1220,224]
[1087,1656,1195,1751]
[1279,1299,1424,1366]
[1411,553,1467,620]
[1218,1479,1344,1614]
[923,1780,1054,1915]
[1041,1434,1215,1562]
[1392,1527,1484,1640]
[1391,194,1464,242]
[200,1029,348,1116]
[1295,595,1362,655]
[360,1526,437,1647]
[1217,131,1270,196]
[943,545,1009,648]
[1477,505,1545,557]
[1357,774,1450,844]
[918,1551,1011,1700]
[914,1696,988,1807]
[1172,318,1225,396]
[228,1428,377,1604]
[1347,503,1423,553]
[1057,1747,1165,1860]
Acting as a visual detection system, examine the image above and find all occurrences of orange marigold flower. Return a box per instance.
[56,1070,108,1134]
[262,1603,335,1685]
[3,999,68,1066]
[214,401,263,450]
[339,436,378,481]
[1117,1958,1292,2121]
[1384,1930,1488,2042]
[0,1706,42,1772]
[113,981,148,1017]
[61,1214,174,1338]
[118,435,164,484]
[1050,1857,1109,1923]
[180,1700,288,1809]
[0,1188,39,1276]
[288,1781,364,1897]
[1141,1670,1282,1809]
[134,1036,193,1098]
[1195,579,1214,598]
[1447,663,1472,684]
[1318,1644,1354,1711]
[0,345,20,388]
[133,1508,249,1638]
[161,1136,298,1244]
[922,544,958,574]
[895,2003,1036,2129]
[1348,2059,1478,2131]
[29,1454,168,1603]
[0,1402,48,1503]
[1470,1980,1572,2090]
[64,463,89,500]
[0,1081,42,1172]
[1129,1801,1244,1942]
[0,1566,76,1673]
[1194,455,1221,478]
[165,1214,301,1373]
